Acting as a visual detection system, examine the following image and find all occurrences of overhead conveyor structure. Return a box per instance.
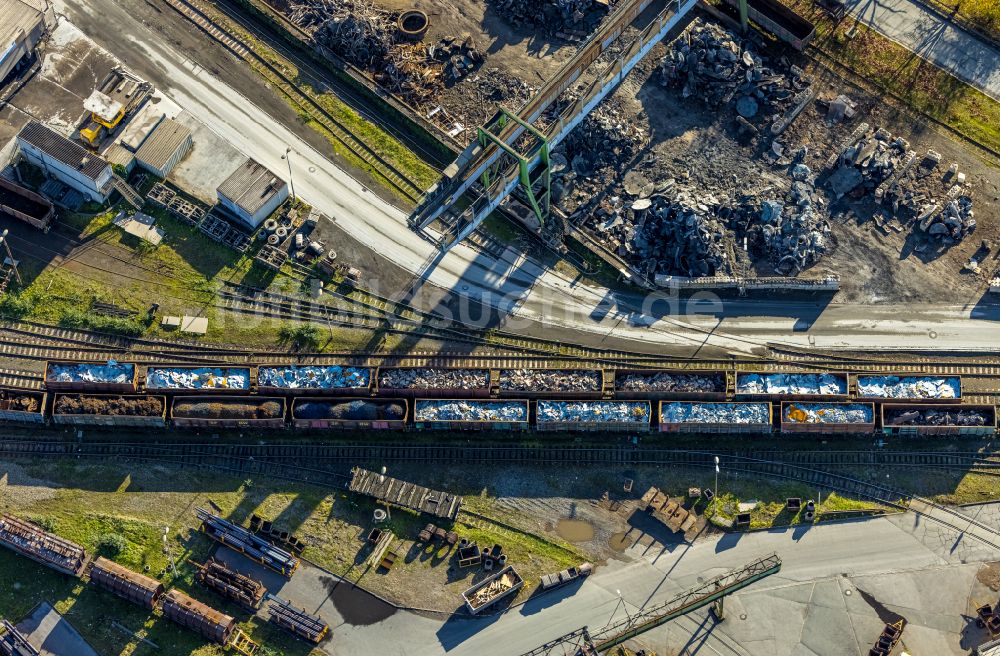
[412,0,699,251]
[521,553,782,655]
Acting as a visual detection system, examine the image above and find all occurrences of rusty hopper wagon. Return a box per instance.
[267,597,330,643]
[89,557,164,609]
[462,565,524,615]
[0,177,54,232]
[194,559,266,610]
[0,514,86,577]
[196,509,299,578]
[161,589,236,645]
[0,619,39,656]
[0,389,45,424]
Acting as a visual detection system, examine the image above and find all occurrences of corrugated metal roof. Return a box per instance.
[134,118,191,172]
[217,158,287,216]
[0,0,41,51]
[103,143,135,169]
[16,121,109,181]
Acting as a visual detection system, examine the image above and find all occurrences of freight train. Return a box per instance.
[3,361,993,436]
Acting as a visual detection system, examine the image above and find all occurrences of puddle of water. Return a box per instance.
[609,531,631,552]
[323,577,397,626]
[556,518,595,543]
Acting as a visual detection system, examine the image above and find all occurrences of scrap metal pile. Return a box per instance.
[489,0,611,36]
[289,0,483,102]
[738,373,846,395]
[783,403,874,424]
[415,400,528,421]
[499,369,601,391]
[825,127,975,244]
[379,368,488,389]
[857,376,960,399]
[259,365,370,389]
[885,406,991,426]
[0,392,40,412]
[661,402,770,424]
[55,395,163,416]
[659,20,810,128]
[296,399,406,420]
[615,371,725,393]
[47,360,134,384]
[146,367,250,390]
[537,400,650,423]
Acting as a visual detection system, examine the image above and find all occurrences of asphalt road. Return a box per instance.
[54,0,1000,357]
[845,0,1000,102]
[293,512,996,655]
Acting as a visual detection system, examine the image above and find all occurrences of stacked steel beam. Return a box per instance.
[267,597,329,643]
[196,509,299,577]
[0,515,86,577]
[195,559,266,610]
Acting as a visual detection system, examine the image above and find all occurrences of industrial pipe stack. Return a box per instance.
[267,597,330,643]
[194,559,266,610]
[196,509,300,577]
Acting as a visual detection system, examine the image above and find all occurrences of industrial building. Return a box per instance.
[134,118,193,177]
[0,0,51,83]
[16,121,113,202]
[216,158,288,229]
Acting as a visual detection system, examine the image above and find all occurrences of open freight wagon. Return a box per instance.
[0,389,46,424]
[659,402,773,434]
[855,374,962,402]
[146,366,254,394]
[257,364,373,396]
[375,367,491,398]
[536,400,652,432]
[292,397,407,429]
[780,402,876,434]
[52,394,167,427]
[495,368,605,399]
[613,369,727,400]
[881,404,996,437]
[171,396,286,428]
[414,399,530,430]
[44,360,138,393]
[736,371,849,400]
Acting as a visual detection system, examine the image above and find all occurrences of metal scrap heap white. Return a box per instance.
[857,376,960,399]
[259,365,370,389]
[537,401,649,423]
[146,367,250,390]
[415,400,528,422]
[738,373,846,395]
[47,360,134,383]
[662,402,770,423]
[783,403,874,424]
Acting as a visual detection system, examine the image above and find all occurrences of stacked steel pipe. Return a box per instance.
[267,597,330,643]
[0,515,86,577]
[194,559,266,610]
[196,509,299,577]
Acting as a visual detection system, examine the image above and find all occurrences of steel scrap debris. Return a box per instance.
[296,400,405,420]
[738,373,846,396]
[259,365,370,389]
[379,368,489,389]
[537,400,650,423]
[489,0,611,36]
[857,375,960,399]
[145,367,250,390]
[415,400,528,422]
[661,402,770,424]
[660,19,811,129]
[47,360,134,384]
[783,403,873,424]
[500,369,601,391]
[886,406,990,426]
[615,371,725,393]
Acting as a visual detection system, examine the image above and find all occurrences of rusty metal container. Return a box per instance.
[780,402,876,435]
[855,374,962,402]
[89,556,164,609]
[292,397,407,430]
[0,389,46,424]
[375,367,490,398]
[0,514,86,577]
[881,403,996,437]
[161,589,236,645]
[257,364,373,397]
[496,368,604,399]
[658,402,773,434]
[145,366,253,394]
[52,394,167,428]
[613,369,727,400]
[736,371,849,400]
[171,396,286,428]
[413,399,529,431]
[44,360,138,393]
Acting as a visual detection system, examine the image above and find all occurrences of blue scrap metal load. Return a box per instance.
[415,400,528,422]
[46,360,134,384]
[537,400,649,423]
[857,376,960,399]
[259,365,370,389]
[296,399,405,420]
[146,367,250,390]
[738,373,846,395]
[196,508,299,577]
[783,403,874,424]
[662,402,770,423]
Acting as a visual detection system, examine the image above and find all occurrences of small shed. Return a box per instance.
[134,118,192,178]
[216,158,288,229]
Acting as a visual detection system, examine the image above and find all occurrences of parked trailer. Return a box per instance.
[145,366,252,393]
[267,597,330,643]
[414,399,530,431]
[52,394,166,428]
[780,402,876,434]
[613,369,727,400]
[0,514,86,577]
[44,360,138,393]
[462,565,524,614]
[171,396,286,428]
[659,402,773,434]
[376,367,490,398]
[537,400,652,432]
[89,556,164,610]
[856,374,961,401]
[881,404,997,437]
[496,368,604,399]
[737,372,849,399]
[0,389,45,424]
[258,364,372,396]
[161,589,236,645]
[292,397,407,429]
[0,176,54,232]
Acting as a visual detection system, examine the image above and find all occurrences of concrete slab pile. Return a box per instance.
[258,365,370,389]
[885,406,990,426]
[415,400,528,421]
[659,19,810,128]
[499,369,601,392]
[537,400,650,423]
[783,402,873,424]
[738,373,846,395]
[857,375,960,399]
[379,368,488,389]
[661,402,770,423]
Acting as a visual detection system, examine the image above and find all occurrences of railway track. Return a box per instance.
[161,0,426,203]
[1,441,995,548]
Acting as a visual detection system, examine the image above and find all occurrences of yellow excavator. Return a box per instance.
[78,68,152,148]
